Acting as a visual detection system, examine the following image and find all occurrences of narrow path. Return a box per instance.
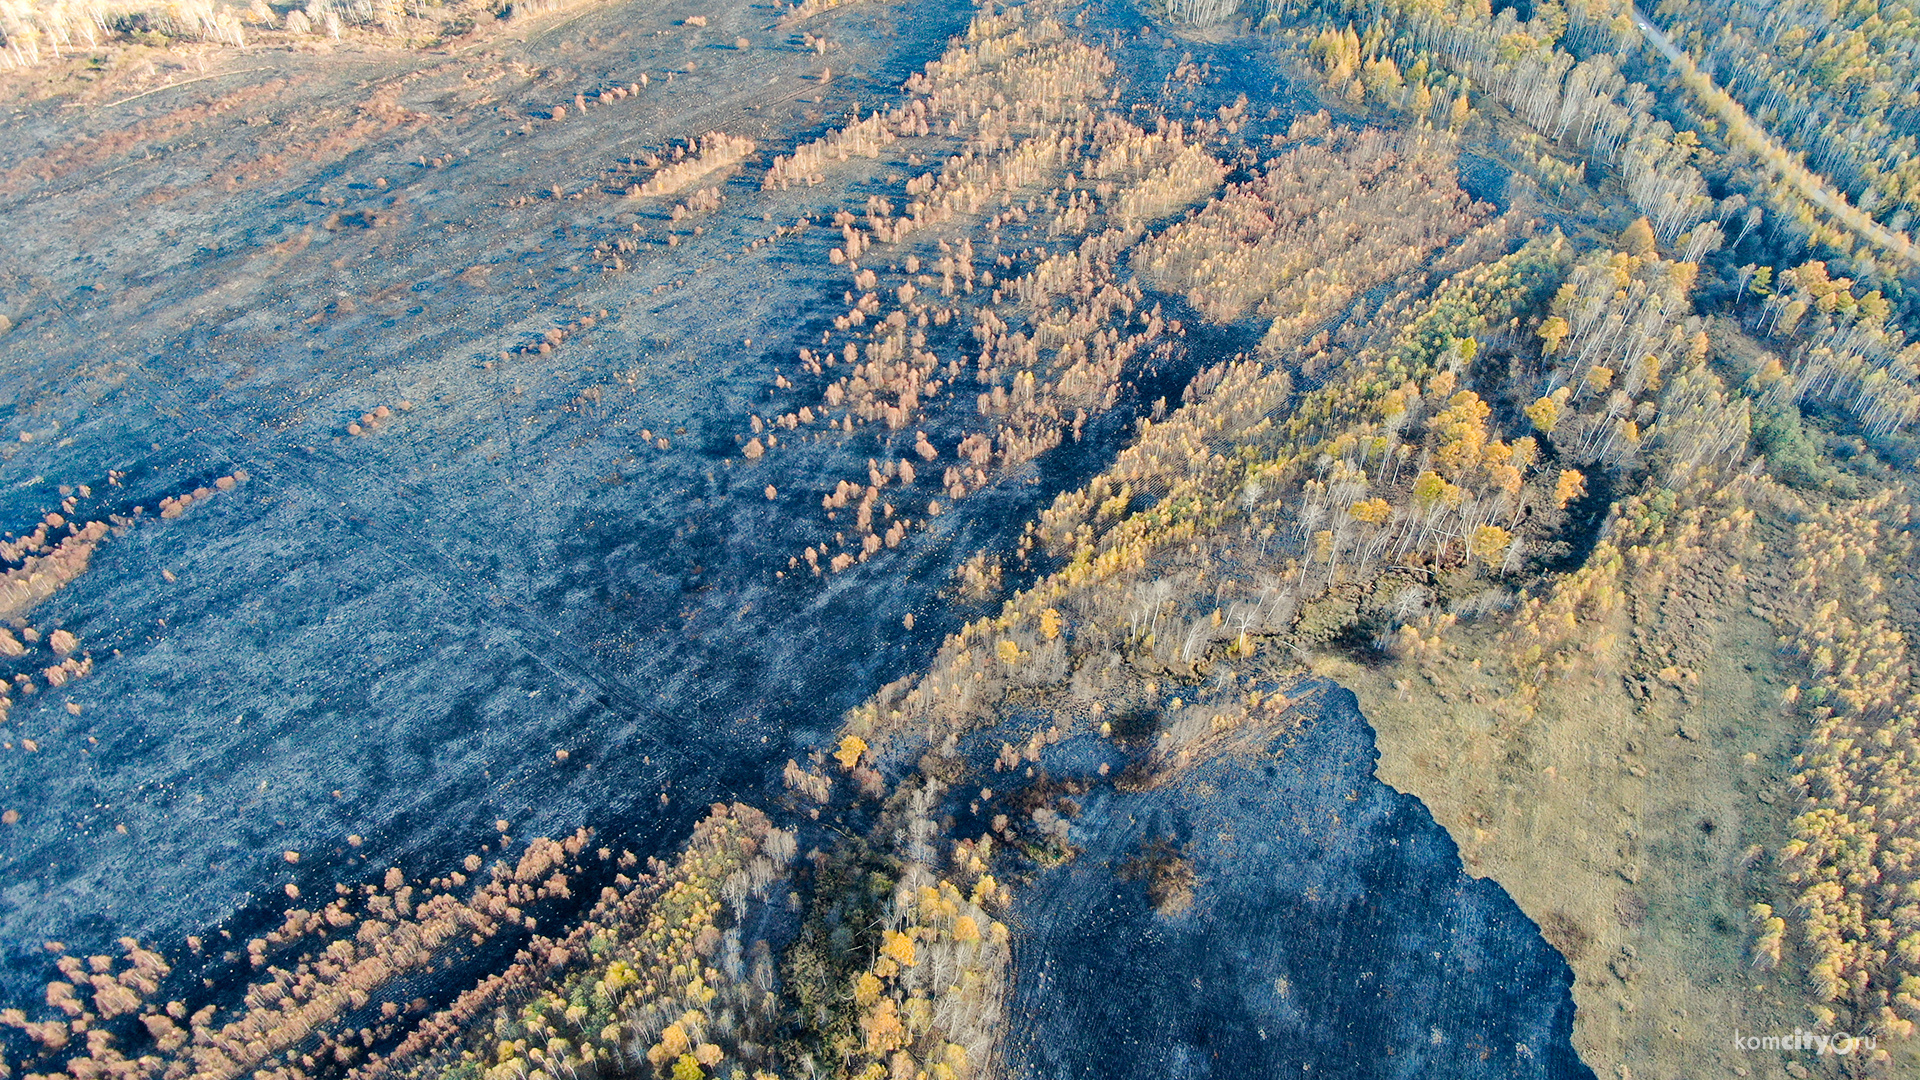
[1630,5,1919,265]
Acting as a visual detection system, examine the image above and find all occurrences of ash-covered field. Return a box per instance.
[998,685,1588,1079]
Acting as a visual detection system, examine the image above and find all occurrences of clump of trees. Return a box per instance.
[1119,837,1198,917]
[782,779,1010,1080]
[1528,235,1718,470]
[508,313,602,360]
[764,107,910,190]
[783,0,860,23]
[0,515,110,621]
[0,469,246,623]
[1753,259,1920,437]
[0,615,93,730]
[0,475,259,726]
[629,136,756,200]
[347,401,415,437]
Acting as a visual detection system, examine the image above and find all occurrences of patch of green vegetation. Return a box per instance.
[435,1058,482,1080]
[781,841,898,1067]
[1014,837,1078,869]
[1752,401,1859,496]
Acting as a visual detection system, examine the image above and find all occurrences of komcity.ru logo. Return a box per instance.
[1731,1028,1876,1055]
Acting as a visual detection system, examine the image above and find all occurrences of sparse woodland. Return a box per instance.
[1295,0,1722,241]
[0,470,247,736]
[6,823,610,1080]
[1643,0,1920,240]
[831,228,1577,756]
[1134,125,1487,347]
[743,9,1584,589]
[1772,493,1920,1038]
[1278,0,1920,277]
[755,10,1223,577]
